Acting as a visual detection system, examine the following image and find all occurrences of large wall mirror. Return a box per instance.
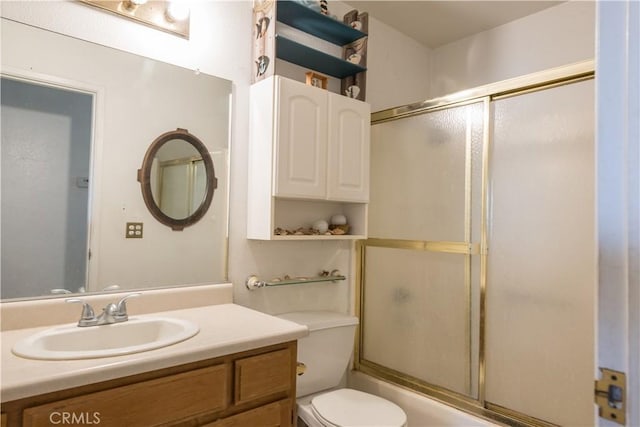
[0,18,232,300]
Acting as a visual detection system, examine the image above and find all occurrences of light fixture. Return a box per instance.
[80,0,190,39]
[166,1,190,22]
[122,0,148,11]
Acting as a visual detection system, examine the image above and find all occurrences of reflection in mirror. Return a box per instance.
[138,128,217,230]
[153,140,205,219]
[0,18,232,301]
[1,77,93,299]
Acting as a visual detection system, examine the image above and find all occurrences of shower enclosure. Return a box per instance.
[356,63,595,426]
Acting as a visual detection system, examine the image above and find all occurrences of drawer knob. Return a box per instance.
[296,362,307,376]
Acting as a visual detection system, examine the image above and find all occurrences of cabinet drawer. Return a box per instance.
[22,364,228,427]
[207,399,292,427]
[234,349,292,405]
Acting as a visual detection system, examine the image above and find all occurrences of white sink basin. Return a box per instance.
[12,317,199,360]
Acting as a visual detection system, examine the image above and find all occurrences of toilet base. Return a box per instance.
[297,400,326,427]
[296,415,311,427]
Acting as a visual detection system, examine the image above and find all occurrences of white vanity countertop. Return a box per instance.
[0,303,308,402]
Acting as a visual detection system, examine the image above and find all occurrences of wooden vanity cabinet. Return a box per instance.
[1,341,297,427]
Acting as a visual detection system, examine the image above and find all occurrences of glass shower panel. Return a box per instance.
[362,246,470,395]
[485,80,595,426]
[368,102,484,242]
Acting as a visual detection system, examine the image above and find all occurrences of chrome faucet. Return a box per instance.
[66,293,141,327]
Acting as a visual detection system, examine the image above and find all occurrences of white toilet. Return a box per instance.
[277,311,407,427]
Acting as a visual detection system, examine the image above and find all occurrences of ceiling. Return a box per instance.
[343,1,564,48]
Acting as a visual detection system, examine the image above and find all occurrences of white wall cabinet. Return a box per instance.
[248,76,370,240]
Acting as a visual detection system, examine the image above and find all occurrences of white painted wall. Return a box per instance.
[429,0,595,97]
[364,15,431,111]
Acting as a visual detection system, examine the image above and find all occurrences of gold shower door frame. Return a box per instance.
[355,60,595,427]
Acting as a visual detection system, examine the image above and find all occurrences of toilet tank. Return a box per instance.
[276,311,358,397]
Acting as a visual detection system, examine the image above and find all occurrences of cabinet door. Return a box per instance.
[234,348,292,406]
[21,365,228,427]
[206,399,293,427]
[327,94,370,202]
[274,77,328,199]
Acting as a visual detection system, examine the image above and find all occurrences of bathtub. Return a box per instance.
[348,371,501,426]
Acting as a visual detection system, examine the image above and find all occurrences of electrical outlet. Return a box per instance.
[125,222,143,238]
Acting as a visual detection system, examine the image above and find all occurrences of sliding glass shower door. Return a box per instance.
[485,80,595,425]
[358,75,595,426]
[361,101,485,399]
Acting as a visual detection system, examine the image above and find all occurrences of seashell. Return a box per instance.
[255,17,270,39]
[344,85,360,98]
[330,214,347,225]
[351,21,362,31]
[312,219,329,234]
[255,55,270,77]
[347,53,361,64]
[329,224,350,235]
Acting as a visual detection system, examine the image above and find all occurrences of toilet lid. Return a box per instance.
[311,389,407,427]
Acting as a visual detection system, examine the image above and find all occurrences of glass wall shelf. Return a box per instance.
[245,270,345,290]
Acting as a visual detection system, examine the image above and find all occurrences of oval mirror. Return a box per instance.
[137,128,217,230]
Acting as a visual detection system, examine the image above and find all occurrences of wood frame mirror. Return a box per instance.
[137,128,217,231]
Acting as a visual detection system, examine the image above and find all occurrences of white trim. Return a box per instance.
[595,0,639,425]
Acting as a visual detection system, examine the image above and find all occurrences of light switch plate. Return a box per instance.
[125,222,143,238]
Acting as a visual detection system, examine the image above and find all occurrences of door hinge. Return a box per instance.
[595,367,626,425]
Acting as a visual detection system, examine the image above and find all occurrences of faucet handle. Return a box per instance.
[114,293,141,319]
[66,298,97,326]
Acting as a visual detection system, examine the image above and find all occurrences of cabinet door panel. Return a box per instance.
[275,78,327,199]
[234,349,292,405]
[207,399,292,427]
[21,364,228,427]
[328,94,370,201]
